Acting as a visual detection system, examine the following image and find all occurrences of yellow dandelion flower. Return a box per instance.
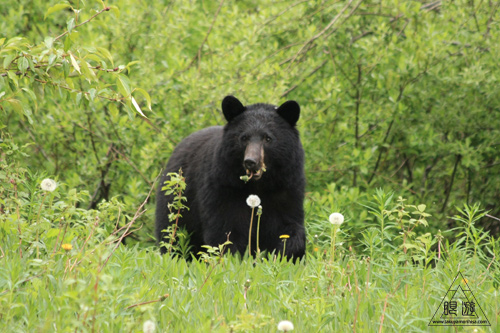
[462,278,468,284]
[279,234,290,239]
[61,243,72,251]
[314,247,319,252]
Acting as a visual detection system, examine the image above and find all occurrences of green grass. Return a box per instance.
[1,240,498,331]
[1,174,498,332]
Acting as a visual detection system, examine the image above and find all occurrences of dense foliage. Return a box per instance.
[1,0,499,331]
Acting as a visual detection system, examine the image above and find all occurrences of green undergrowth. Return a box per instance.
[1,148,498,332]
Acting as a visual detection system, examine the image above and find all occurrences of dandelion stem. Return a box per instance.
[256,210,262,255]
[35,193,48,259]
[248,207,255,256]
[330,226,338,262]
[14,181,22,258]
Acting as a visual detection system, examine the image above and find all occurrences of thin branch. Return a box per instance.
[263,0,309,26]
[350,31,373,44]
[287,0,358,69]
[368,84,406,184]
[125,294,169,310]
[280,59,328,97]
[484,0,500,38]
[98,173,159,272]
[111,146,153,186]
[441,154,462,213]
[485,214,500,222]
[478,255,496,285]
[55,7,111,41]
[185,0,225,70]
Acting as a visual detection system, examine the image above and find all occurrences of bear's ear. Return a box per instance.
[222,96,246,122]
[276,100,300,126]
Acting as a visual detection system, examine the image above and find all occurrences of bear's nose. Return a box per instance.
[244,158,257,171]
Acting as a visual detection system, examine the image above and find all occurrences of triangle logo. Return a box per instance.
[429,271,491,326]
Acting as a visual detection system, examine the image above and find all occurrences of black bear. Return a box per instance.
[155,96,305,259]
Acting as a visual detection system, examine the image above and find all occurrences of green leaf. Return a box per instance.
[125,60,140,72]
[21,88,38,110]
[417,204,426,212]
[48,53,57,65]
[7,98,23,116]
[88,88,97,101]
[108,6,120,18]
[108,103,119,118]
[133,88,152,111]
[67,18,75,33]
[44,36,54,49]
[64,34,73,52]
[45,4,72,19]
[96,47,114,66]
[0,38,6,47]
[24,108,33,124]
[68,52,81,74]
[132,96,147,118]
[80,60,97,82]
[76,92,82,106]
[7,70,18,87]
[84,54,103,64]
[123,103,134,121]
[116,74,131,97]
[3,54,16,69]
[62,59,70,77]
[18,57,29,74]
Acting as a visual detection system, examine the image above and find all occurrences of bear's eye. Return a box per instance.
[241,135,249,142]
[265,136,272,143]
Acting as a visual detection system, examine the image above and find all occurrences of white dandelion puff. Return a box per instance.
[277,320,294,331]
[329,212,344,225]
[246,194,261,208]
[143,320,156,333]
[40,178,57,192]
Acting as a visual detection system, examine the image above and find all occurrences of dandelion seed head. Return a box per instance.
[41,178,57,192]
[246,194,261,208]
[277,320,294,331]
[329,212,344,225]
[143,320,156,333]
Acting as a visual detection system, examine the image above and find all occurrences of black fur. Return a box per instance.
[155,96,305,259]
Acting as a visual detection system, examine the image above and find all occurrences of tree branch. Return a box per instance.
[185,0,225,70]
[54,7,111,42]
[286,0,359,69]
[441,154,462,213]
[280,59,328,98]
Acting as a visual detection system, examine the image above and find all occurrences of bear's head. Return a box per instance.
[220,96,304,188]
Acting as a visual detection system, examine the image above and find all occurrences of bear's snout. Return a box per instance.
[244,143,263,171]
[244,158,258,171]
[243,142,265,180]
